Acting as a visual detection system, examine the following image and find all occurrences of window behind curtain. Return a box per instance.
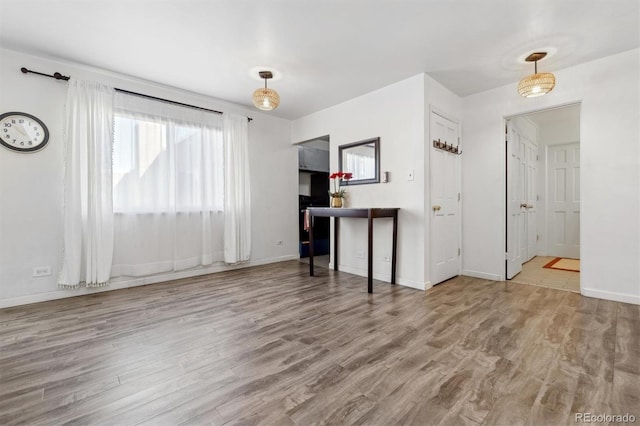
[111,93,224,277]
[113,104,223,213]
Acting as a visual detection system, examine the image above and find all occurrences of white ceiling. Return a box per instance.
[1,0,638,119]
[525,104,581,127]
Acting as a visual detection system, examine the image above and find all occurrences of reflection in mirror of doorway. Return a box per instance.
[506,104,581,293]
[297,135,331,269]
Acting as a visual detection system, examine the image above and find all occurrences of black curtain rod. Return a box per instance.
[20,67,252,122]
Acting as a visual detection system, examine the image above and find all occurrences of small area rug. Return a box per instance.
[543,257,580,272]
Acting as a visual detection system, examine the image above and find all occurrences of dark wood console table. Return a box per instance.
[306,207,399,293]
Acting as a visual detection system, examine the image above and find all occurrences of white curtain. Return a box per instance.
[344,148,375,180]
[223,114,251,264]
[58,79,115,289]
[110,93,225,277]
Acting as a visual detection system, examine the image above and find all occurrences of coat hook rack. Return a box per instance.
[21,67,70,81]
[433,138,462,155]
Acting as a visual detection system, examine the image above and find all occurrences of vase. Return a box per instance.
[330,196,343,208]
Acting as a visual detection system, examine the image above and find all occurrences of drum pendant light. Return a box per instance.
[518,52,556,98]
[252,71,280,111]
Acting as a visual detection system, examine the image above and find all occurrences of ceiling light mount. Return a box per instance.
[253,70,280,111]
[518,51,555,98]
[525,52,547,63]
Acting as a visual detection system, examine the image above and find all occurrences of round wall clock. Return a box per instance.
[0,112,49,152]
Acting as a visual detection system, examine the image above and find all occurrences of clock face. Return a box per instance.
[0,112,49,152]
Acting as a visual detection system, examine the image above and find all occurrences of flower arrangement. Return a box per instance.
[328,171,353,198]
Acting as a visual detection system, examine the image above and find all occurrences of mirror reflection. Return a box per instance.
[338,137,380,185]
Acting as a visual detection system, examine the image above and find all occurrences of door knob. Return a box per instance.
[432,205,442,211]
[520,203,527,208]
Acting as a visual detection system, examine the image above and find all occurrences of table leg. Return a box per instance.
[391,210,398,285]
[367,210,373,293]
[334,217,340,271]
[308,214,314,276]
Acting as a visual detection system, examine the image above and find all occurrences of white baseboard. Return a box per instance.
[462,269,502,282]
[581,287,640,306]
[0,254,300,309]
[335,264,426,291]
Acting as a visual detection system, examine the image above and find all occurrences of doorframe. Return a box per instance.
[503,101,582,281]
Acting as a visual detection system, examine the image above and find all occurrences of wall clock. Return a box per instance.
[0,112,49,152]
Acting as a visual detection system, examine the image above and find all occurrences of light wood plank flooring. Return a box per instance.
[1,261,638,425]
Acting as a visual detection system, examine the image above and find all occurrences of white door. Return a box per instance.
[547,143,580,258]
[506,121,523,279]
[523,134,538,262]
[507,120,538,278]
[430,112,461,285]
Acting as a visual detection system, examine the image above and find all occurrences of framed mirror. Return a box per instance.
[338,137,380,185]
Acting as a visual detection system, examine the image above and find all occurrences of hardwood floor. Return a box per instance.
[1,261,638,425]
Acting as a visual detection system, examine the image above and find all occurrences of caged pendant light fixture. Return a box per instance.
[252,71,280,111]
[518,52,556,98]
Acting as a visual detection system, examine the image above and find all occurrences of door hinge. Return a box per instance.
[536,234,539,241]
[537,194,540,201]
[458,193,461,201]
[505,252,509,260]
[458,248,461,256]
[536,155,539,161]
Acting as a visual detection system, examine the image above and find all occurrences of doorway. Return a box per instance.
[505,104,581,292]
[296,136,330,268]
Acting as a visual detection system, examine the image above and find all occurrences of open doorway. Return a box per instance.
[505,104,581,292]
[296,136,330,269]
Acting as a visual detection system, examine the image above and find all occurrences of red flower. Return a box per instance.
[329,173,338,179]
[344,173,353,180]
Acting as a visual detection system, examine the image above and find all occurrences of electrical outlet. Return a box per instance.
[33,266,52,277]
[355,250,365,259]
[276,240,283,246]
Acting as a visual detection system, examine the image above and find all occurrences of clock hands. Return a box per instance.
[14,125,28,137]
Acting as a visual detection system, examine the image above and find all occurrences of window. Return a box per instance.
[111,93,225,277]
[113,106,223,213]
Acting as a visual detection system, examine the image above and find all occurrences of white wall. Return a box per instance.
[462,49,640,304]
[292,74,462,289]
[539,117,580,146]
[0,48,298,308]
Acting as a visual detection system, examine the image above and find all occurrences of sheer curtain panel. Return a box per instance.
[223,114,251,264]
[58,79,115,289]
[110,93,225,277]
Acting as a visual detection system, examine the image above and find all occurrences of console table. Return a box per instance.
[306,207,400,293]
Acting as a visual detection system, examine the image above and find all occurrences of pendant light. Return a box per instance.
[252,71,280,111]
[518,52,556,98]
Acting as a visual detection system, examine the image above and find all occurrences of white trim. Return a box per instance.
[462,269,502,282]
[581,287,640,306]
[335,264,426,291]
[0,255,299,309]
